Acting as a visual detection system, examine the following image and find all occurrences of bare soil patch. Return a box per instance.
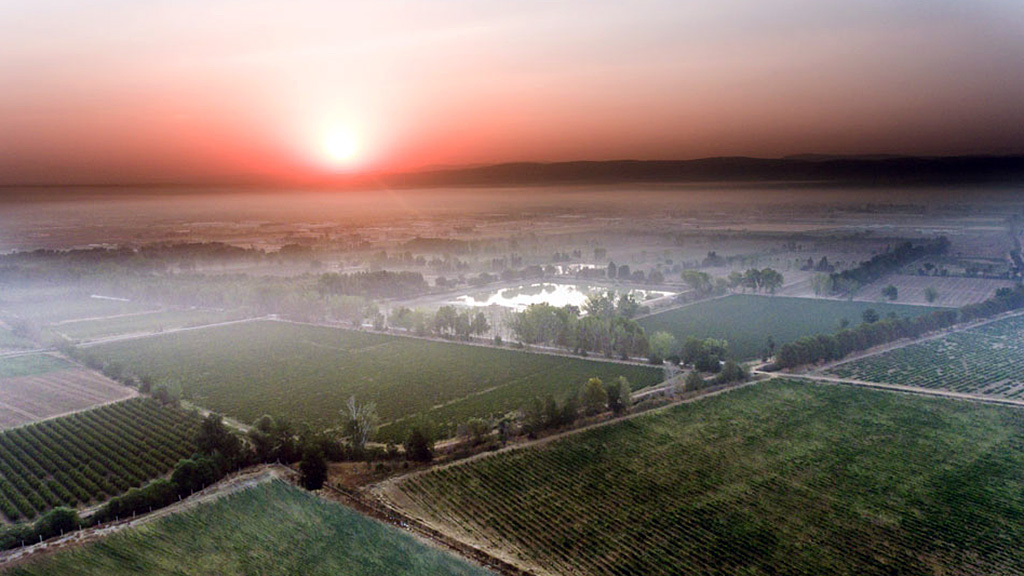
[0,369,136,430]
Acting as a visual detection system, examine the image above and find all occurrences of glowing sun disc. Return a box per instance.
[323,131,359,164]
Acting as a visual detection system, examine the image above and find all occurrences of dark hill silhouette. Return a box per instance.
[377,155,1024,188]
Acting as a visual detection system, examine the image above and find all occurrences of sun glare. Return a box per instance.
[322,130,359,167]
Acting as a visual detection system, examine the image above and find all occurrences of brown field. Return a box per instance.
[777,272,1013,307]
[859,273,1016,307]
[0,369,136,429]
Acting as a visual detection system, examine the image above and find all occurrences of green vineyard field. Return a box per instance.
[827,314,1024,399]
[84,320,664,441]
[7,479,492,576]
[395,379,1024,576]
[56,308,242,342]
[0,398,198,522]
[639,294,944,360]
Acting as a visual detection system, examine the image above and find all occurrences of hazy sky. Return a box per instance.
[1,0,1023,183]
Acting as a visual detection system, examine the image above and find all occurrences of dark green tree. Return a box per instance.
[685,371,705,392]
[882,284,899,301]
[34,507,80,540]
[405,427,434,463]
[299,443,328,490]
[581,378,608,415]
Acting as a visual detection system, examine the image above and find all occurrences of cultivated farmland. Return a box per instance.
[857,274,1017,307]
[0,294,156,326]
[826,313,1024,399]
[0,354,136,429]
[83,321,664,441]
[0,398,198,521]
[0,328,34,353]
[6,479,492,576]
[388,380,1024,576]
[639,294,944,360]
[54,308,243,342]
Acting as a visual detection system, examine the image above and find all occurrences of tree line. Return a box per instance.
[508,292,650,359]
[829,238,949,295]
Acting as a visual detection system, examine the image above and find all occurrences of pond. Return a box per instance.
[453,282,675,312]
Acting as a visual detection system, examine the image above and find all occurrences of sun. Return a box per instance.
[322,130,359,166]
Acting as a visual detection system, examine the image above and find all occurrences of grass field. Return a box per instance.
[0,295,156,326]
[0,398,197,521]
[0,355,70,380]
[826,313,1024,399]
[639,294,945,360]
[392,379,1024,576]
[84,321,664,441]
[7,479,492,576]
[0,328,35,352]
[55,308,242,342]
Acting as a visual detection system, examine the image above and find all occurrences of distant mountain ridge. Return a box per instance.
[379,155,1024,187]
[3,155,1022,190]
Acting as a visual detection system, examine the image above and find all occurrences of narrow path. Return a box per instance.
[77,316,269,348]
[51,308,164,326]
[796,372,1024,409]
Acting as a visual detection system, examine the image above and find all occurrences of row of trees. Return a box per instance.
[509,293,651,359]
[388,305,491,340]
[680,268,784,296]
[316,270,429,299]
[430,306,490,339]
[521,377,631,437]
[829,238,949,295]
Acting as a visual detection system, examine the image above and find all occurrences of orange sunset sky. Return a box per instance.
[1,1,1023,184]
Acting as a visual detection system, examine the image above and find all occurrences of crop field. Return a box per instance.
[0,372,137,431]
[639,294,943,360]
[859,274,1016,307]
[84,321,664,441]
[0,295,157,326]
[826,314,1024,399]
[0,354,136,430]
[7,479,492,576]
[55,308,243,342]
[0,328,35,352]
[0,398,198,522]
[390,380,1024,576]
[0,355,69,380]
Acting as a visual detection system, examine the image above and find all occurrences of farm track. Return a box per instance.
[795,373,1024,409]
[51,308,164,327]
[76,316,270,348]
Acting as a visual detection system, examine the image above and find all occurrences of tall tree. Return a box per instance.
[685,370,705,392]
[342,396,378,456]
[681,270,713,295]
[582,377,608,415]
[606,376,632,416]
[405,427,433,463]
[299,443,327,490]
[759,268,784,294]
